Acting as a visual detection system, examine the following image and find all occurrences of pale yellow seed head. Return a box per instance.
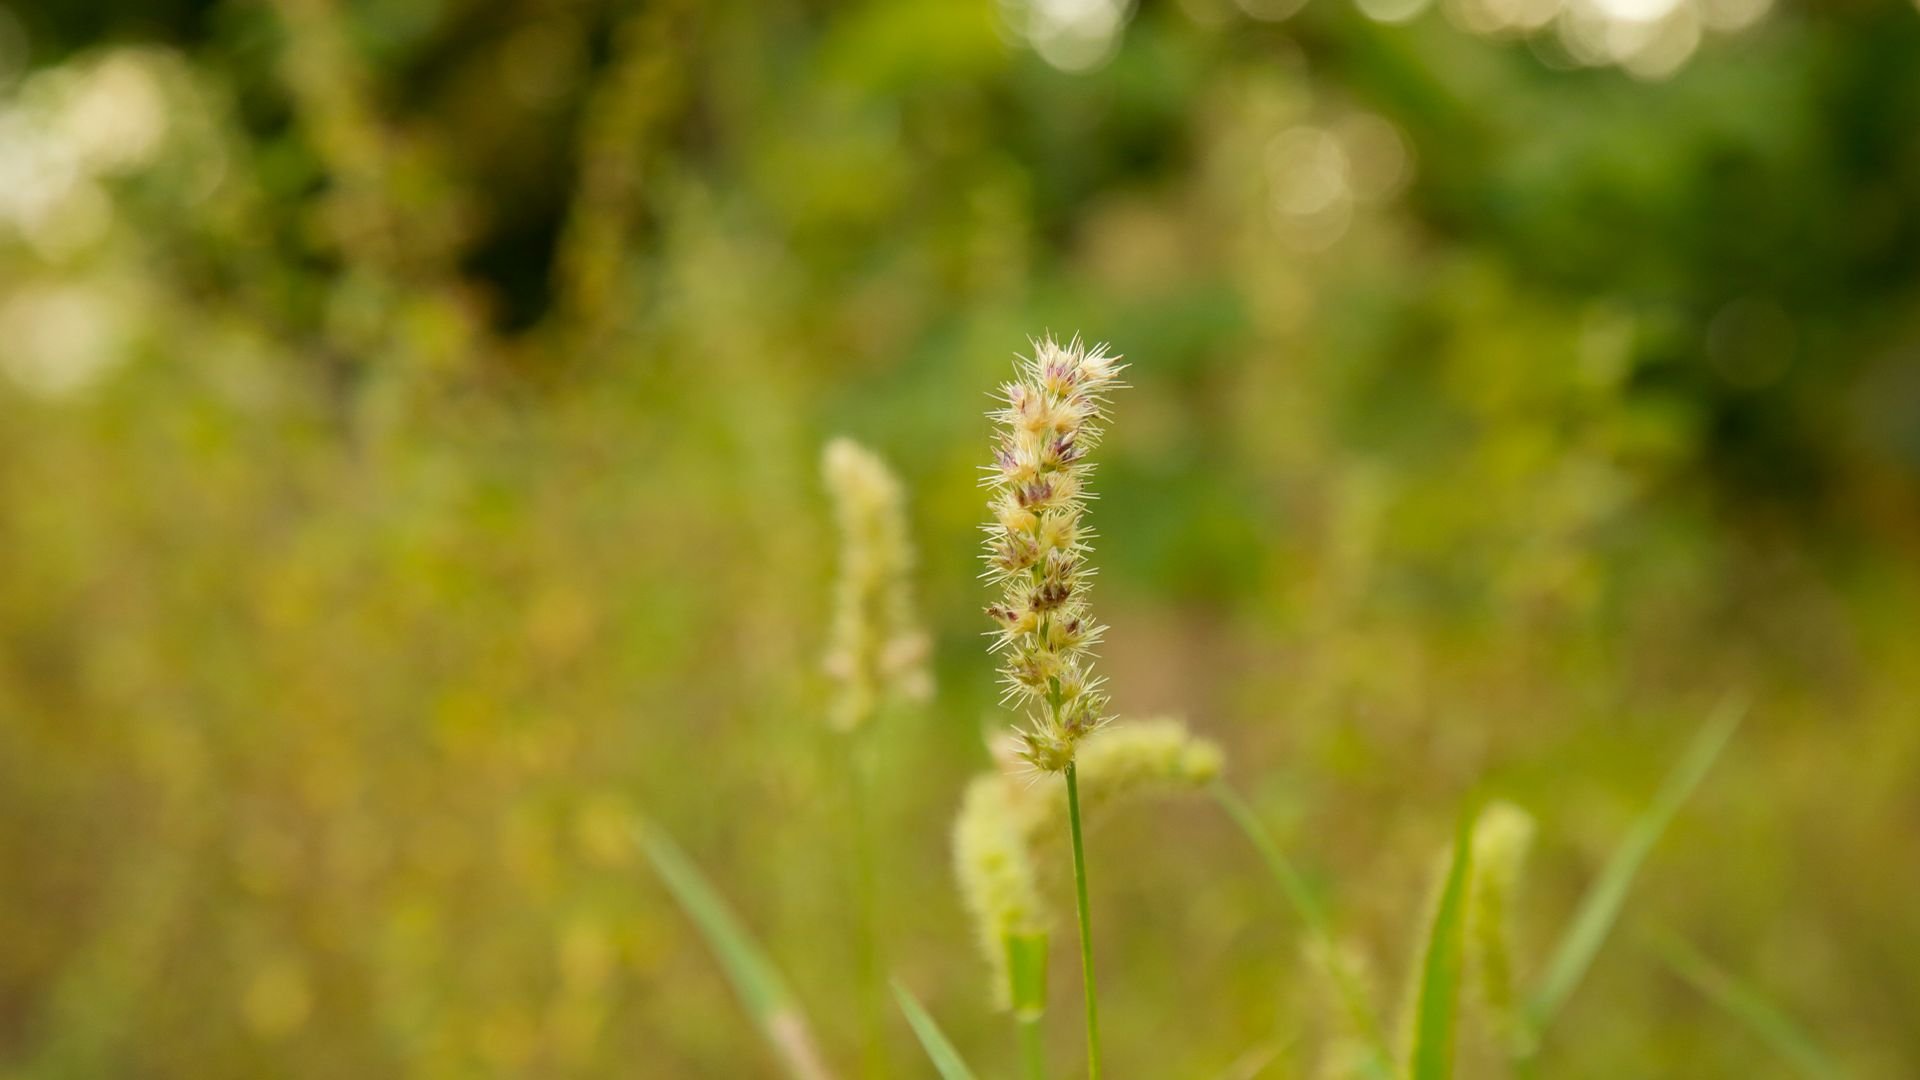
[1013,719,1222,842]
[1468,799,1536,1040]
[822,437,932,732]
[1055,718,1221,808]
[1470,801,1536,886]
[952,774,1049,1010]
[981,334,1125,772]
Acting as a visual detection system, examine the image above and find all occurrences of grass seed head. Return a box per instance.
[952,774,1049,1011]
[1021,718,1223,835]
[981,335,1125,772]
[822,437,932,732]
[1467,800,1536,1040]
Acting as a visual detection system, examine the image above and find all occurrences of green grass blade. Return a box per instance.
[891,980,981,1080]
[1017,1013,1047,1080]
[1524,695,1746,1044]
[1212,782,1395,1080]
[1650,932,1846,1080]
[1408,807,1478,1080]
[637,821,836,1080]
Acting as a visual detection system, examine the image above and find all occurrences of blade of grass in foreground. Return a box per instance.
[1408,807,1478,1080]
[1212,782,1395,1080]
[637,821,836,1080]
[891,980,981,1080]
[1650,931,1847,1080]
[1523,695,1746,1046]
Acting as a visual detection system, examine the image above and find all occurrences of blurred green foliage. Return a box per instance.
[3,0,1920,1075]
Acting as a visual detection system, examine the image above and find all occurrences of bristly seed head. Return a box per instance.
[822,438,933,732]
[981,334,1124,773]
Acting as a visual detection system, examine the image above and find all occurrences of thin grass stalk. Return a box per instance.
[1018,1014,1047,1080]
[844,732,888,1079]
[1064,762,1102,1079]
[1211,781,1395,1080]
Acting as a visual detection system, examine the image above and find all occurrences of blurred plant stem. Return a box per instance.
[1018,1013,1047,1080]
[1064,762,1102,1080]
[1647,930,1845,1080]
[842,730,888,1079]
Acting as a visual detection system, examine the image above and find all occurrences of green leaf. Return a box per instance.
[637,821,835,1080]
[1408,806,1478,1080]
[1524,695,1746,1046]
[892,979,982,1080]
[1650,931,1847,1080]
[1213,782,1395,1080]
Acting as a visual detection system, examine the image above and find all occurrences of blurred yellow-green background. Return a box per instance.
[4,0,1920,1075]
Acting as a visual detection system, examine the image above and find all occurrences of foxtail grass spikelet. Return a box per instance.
[1016,719,1223,840]
[1048,719,1222,816]
[822,437,933,732]
[981,335,1124,773]
[953,774,1050,1014]
[1466,801,1536,1050]
[1306,941,1387,1080]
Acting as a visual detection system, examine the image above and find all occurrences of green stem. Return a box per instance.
[844,732,887,1080]
[1064,762,1102,1080]
[1017,1013,1047,1080]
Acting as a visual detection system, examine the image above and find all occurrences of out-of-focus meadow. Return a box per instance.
[4,0,1920,1075]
